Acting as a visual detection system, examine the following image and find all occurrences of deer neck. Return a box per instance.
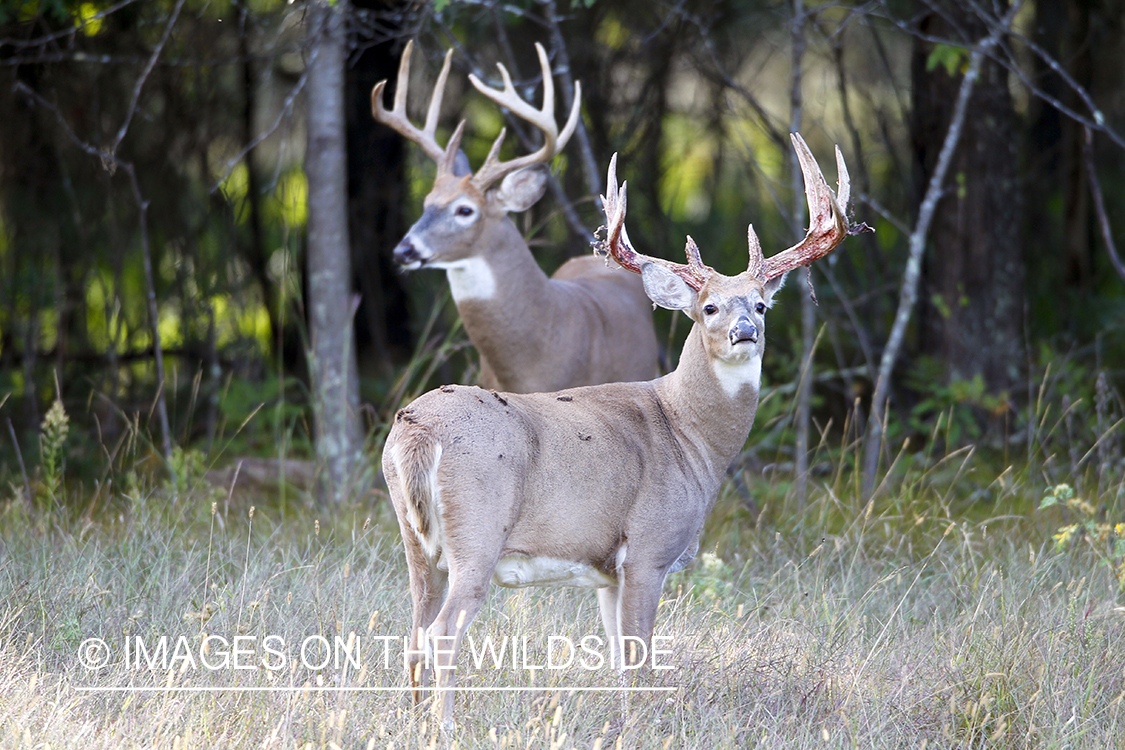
[654,325,763,476]
[447,217,554,382]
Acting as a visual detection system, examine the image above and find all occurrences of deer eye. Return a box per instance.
[755,302,766,314]
[455,205,475,217]
[703,304,718,316]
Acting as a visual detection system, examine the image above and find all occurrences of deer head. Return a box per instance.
[599,134,850,388]
[372,41,580,270]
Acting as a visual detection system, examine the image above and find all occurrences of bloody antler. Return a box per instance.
[600,153,713,290]
[752,133,851,281]
[601,135,853,288]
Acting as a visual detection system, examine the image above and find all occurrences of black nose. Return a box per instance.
[393,239,421,266]
[729,318,758,345]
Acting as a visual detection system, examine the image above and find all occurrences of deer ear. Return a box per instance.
[762,272,787,308]
[495,165,548,213]
[642,264,696,311]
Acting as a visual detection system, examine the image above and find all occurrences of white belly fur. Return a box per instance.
[493,556,616,589]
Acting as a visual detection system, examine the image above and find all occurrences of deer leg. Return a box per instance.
[425,565,492,728]
[403,532,447,704]
[616,564,666,667]
[596,586,623,668]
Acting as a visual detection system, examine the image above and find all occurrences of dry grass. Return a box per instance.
[0,460,1123,750]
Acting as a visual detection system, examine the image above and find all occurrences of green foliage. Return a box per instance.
[906,358,1010,446]
[1039,483,1125,589]
[925,43,968,76]
[218,375,311,457]
[672,551,736,603]
[166,445,210,494]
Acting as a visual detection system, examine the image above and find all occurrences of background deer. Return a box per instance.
[382,135,855,725]
[371,42,659,393]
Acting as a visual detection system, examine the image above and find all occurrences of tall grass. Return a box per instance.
[0,332,1122,748]
[1,446,1123,748]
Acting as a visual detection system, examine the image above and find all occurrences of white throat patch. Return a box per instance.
[711,356,763,398]
[437,258,497,302]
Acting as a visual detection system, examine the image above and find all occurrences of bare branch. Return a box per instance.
[0,0,142,51]
[1083,127,1125,284]
[540,0,602,200]
[110,0,187,157]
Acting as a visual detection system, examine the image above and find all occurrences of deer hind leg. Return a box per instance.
[403,530,447,704]
[425,563,493,728]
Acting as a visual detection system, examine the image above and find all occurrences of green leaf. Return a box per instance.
[926,44,967,77]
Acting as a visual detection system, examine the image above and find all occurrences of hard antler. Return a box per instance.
[371,41,464,176]
[468,42,581,191]
[749,133,851,281]
[601,134,852,288]
[600,153,714,290]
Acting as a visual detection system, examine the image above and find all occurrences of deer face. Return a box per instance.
[642,265,786,362]
[642,265,786,395]
[392,164,550,270]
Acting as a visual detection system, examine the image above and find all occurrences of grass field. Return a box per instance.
[1,441,1123,750]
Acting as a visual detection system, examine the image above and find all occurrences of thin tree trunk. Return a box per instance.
[124,162,175,474]
[238,6,278,355]
[347,1,412,380]
[915,4,1024,397]
[306,0,362,505]
[861,5,1020,496]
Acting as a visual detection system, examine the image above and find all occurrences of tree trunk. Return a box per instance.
[912,4,1024,398]
[346,2,412,382]
[306,0,363,505]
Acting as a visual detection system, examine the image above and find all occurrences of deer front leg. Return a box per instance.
[616,563,666,668]
[596,586,623,667]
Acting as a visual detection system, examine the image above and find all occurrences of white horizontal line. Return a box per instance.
[73,686,676,693]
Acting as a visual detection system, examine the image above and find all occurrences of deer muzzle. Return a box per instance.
[393,238,426,268]
[729,318,758,346]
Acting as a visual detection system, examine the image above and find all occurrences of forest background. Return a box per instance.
[0,0,1122,513]
[2,1,1125,746]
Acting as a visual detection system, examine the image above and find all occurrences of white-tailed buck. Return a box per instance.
[371,41,658,392]
[382,135,855,725]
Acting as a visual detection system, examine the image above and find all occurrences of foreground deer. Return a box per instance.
[371,42,658,392]
[383,136,854,725]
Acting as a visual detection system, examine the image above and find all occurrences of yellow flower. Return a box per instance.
[1052,525,1078,550]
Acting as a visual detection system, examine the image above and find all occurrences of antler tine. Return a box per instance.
[371,41,450,165]
[468,42,582,191]
[759,133,849,281]
[423,48,454,136]
[834,144,851,216]
[599,154,711,290]
[746,224,764,279]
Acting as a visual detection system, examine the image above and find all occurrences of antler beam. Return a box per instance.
[599,154,713,290]
[468,42,582,191]
[752,133,851,281]
[371,41,457,167]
